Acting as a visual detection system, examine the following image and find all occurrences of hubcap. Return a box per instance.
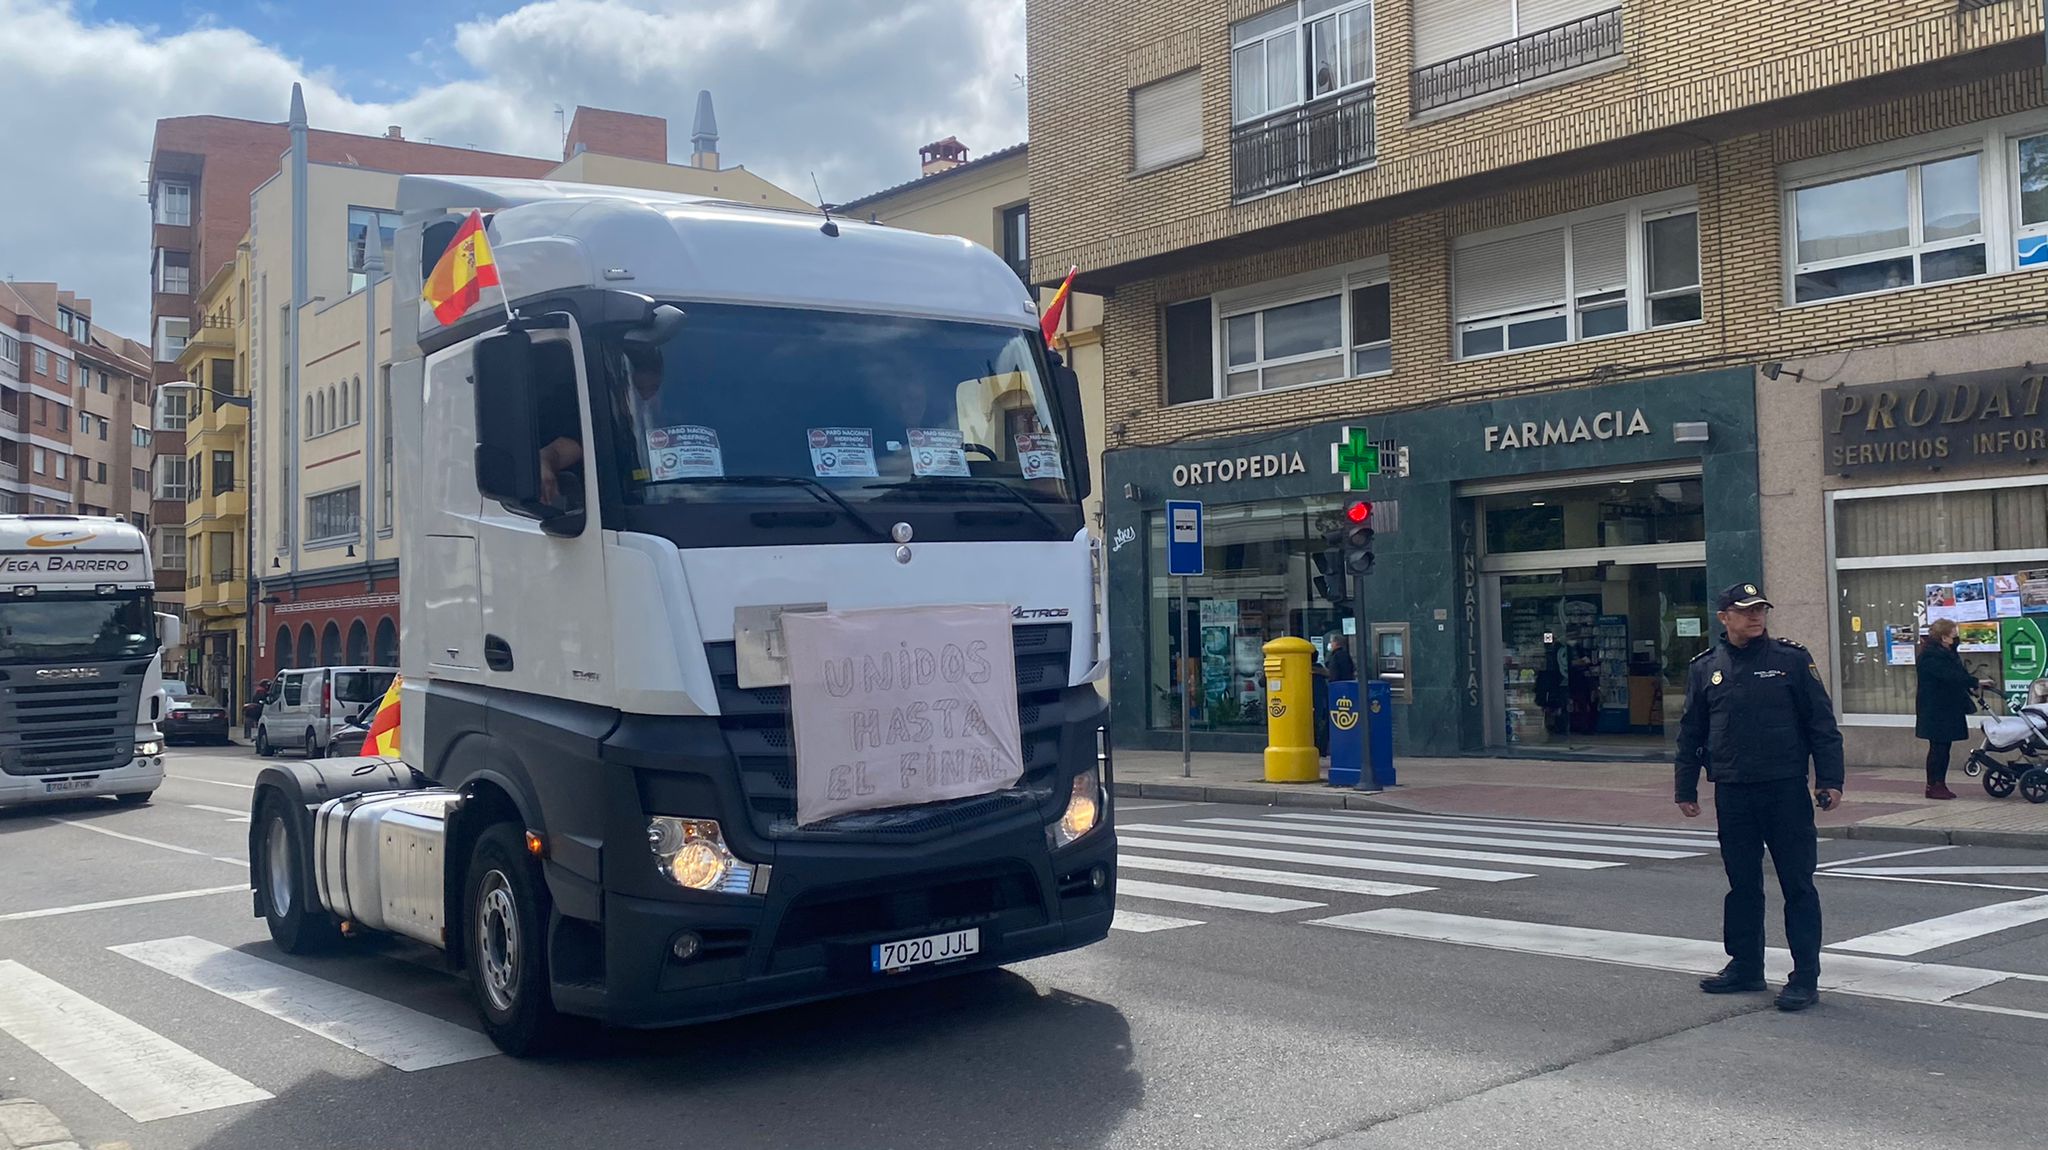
[266,816,293,918]
[477,871,520,1013]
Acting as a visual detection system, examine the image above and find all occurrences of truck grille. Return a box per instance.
[705,624,1073,840]
[0,661,147,777]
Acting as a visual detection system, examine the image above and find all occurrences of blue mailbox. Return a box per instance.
[1326,681,1363,788]
[1365,679,1396,788]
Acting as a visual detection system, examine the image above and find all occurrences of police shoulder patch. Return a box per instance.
[1774,637,1808,652]
[1689,647,1715,664]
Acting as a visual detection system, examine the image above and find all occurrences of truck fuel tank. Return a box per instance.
[314,790,462,949]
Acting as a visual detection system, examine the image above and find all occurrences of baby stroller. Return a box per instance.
[1963,680,2048,803]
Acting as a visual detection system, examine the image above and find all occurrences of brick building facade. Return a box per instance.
[1027,0,2048,768]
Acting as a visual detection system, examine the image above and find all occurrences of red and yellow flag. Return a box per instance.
[421,210,500,325]
[1040,266,1078,343]
[364,675,402,758]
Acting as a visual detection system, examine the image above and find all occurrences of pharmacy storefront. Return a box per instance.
[1102,369,1762,758]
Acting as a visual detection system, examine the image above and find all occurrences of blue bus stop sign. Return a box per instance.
[1166,500,1203,576]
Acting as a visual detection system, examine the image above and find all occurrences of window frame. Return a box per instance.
[999,202,1030,282]
[155,181,192,227]
[305,485,364,548]
[347,206,403,293]
[1452,187,1701,362]
[33,348,46,375]
[154,455,188,501]
[212,450,235,497]
[1785,150,1987,305]
[1231,0,1377,126]
[2008,129,2047,269]
[1167,258,1392,407]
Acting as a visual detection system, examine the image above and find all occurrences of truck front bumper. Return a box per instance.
[0,754,164,807]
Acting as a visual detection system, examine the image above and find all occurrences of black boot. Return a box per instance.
[1699,962,1767,993]
[1776,980,1821,1011]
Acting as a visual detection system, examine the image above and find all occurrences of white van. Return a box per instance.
[255,666,395,759]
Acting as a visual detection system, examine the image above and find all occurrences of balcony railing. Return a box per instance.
[1411,7,1624,113]
[1231,86,1378,201]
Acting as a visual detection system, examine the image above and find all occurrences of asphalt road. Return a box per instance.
[4,748,2048,1149]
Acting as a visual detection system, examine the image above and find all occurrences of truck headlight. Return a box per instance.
[135,740,163,758]
[647,817,762,895]
[1048,768,1103,850]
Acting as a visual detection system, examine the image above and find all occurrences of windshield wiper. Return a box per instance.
[681,476,891,541]
[868,476,1066,538]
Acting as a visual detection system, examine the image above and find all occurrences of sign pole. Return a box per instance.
[1164,499,1205,780]
[1181,573,1192,778]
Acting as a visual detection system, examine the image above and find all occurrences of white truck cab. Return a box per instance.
[0,515,177,808]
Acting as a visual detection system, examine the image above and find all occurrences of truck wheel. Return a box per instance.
[115,790,153,807]
[465,824,563,1056]
[256,727,276,758]
[257,792,340,954]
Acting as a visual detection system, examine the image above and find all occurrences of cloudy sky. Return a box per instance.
[0,0,1028,340]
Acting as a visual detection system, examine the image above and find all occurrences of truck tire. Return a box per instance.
[256,792,340,954]
[464,824,563,1056]
[256,727,276,758]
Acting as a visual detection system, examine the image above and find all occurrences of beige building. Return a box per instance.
[1027,0,2048,768]
[175,238,254,708]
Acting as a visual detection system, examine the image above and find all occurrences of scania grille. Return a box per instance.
[706,623,1074,840]
[0,663,147,776]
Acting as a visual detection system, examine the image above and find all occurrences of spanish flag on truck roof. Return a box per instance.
[364,675,402,759]
[421,210,502,325]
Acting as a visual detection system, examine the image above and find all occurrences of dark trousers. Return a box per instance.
[1716,777,1821,983]
[1924,741,1952,787]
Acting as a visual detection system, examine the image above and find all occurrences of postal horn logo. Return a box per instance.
[26,529,96,549]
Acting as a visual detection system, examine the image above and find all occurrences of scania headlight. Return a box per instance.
[135,740,163,758]
[1048,768,1103,850]
[647,817,764,895]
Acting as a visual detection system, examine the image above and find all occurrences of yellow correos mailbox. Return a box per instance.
[1262,636,1319,783]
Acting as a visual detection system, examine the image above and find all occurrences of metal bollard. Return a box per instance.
[1262,637,1319,783]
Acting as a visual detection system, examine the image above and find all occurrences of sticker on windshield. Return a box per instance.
[647,425,724,480]
[807,428,878,478]
[1014,432,1064,481]
[909,428,970,478]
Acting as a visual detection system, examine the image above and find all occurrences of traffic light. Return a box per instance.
[1342,500,1375,576]
[1312,549,1351,614]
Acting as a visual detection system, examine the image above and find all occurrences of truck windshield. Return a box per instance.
[592,303,1075,507]
[0,594,156,664]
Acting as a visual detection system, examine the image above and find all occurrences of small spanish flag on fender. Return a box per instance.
[364,675,403,759]
[1040,265,1078,344]
[421,210,501,325]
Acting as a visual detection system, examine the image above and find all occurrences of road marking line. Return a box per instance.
[1110,909,1203,933]
[1117,801,1207,811]
[169,774,256,790]
[1815,846,1955,869]
[50,817,230,861]
[1828,893,2048,956]
[1288,810,1720,838]
[0,886,246,922]
[1119,823,1622,870]
[1831,864,2048,876]
[1268,812,1722,849]
[1211,817,1703,860]
[1117,879,1322,914]
[1118,835,1532,882]
[185,803,252,822]
[1820,872,2048,894]
[1308,909,2009,1005]
[0,959,272,1121]
[110,937,498,1072]
[1118,855,1435,897]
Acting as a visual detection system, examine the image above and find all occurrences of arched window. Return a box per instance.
[373,617,398,666]
[275,626,293,673]
[352,376,362,425]
[346,619,369,664]
[320,622,342,666]
[305,401,314,439]
[297,624,317,668]
[327,386,338,432]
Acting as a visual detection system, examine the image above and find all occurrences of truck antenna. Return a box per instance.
[812,172,840,237]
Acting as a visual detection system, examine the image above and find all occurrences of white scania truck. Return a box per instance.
[249,175,1116,1054]
[0,515,179,808]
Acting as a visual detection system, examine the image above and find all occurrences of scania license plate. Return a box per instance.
[43,779,93,794]
[872,928,980,973]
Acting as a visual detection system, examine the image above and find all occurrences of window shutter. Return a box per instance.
[1134,71,1203,171]
[1453,228,1567,319]
[1518,0,1615,34]
[1413,0,1514,65]
[1216,266,1347,317]
[1570,214,1628,297]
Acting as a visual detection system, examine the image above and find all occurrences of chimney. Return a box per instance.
[919,137,969,176]
[690,90,720,170]
[385,125,403,140]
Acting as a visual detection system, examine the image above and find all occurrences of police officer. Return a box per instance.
[1676,581,1845,1012]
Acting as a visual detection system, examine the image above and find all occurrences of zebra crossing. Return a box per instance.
[1110,808,1717,934]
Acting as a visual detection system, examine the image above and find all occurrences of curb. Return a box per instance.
[0,1099,86,1150]
[1111,780,2048,849]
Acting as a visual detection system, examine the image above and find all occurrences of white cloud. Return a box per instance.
[0,0,1025,340]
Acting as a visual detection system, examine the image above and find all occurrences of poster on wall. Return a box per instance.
[2020,570,2048,615]
[1200,623,1235,714]
[1994,574,2024,619]
[1953,578,1991,623]
[1956,621,2002,653]
[1199,600,1239,627]
[1885,626,1919,666]
[2003,618,2047,712]
[1925,583,1960,624]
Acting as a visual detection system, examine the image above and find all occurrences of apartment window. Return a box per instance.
[75,410,89,434]
[1132,71,1203,173]
[54,454,66,481]
[154,455,188,500]
[347,207,403,292]
[156,530,186,572]
[0,335,16,367]
[307,487,362,545]
[210,531,235,584]
[1165,262,1391,405]
[380,366,393,530]
[1790,155,1985,303]
[1164,298,1218,406]
[1411,1,1622,112]
[132,468,148,492]
[131,512,147,530]
[2020,132,2048,268]
[96,416,107,441]
[212,451,234,496]
[1001,203,1030,282]
[53,403,68,430]
[33,348,46,375]
[155,317,189,362]
[156,180,192,227]
[95,461,107,485]
[1232,0,1374,123]
[158,250,191,295]
[155,387,189,431]
[55,359,69,384]
[133,426,152,448]
[34,398,45,426]
[1453,192,1700,359]
[32,448,44,474]
[97,370,108,394]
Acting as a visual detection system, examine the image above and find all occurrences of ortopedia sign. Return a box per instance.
[783,604,1024,827]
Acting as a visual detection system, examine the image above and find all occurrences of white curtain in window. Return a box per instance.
[1454,228,1567,319]
[1571,214,1629,297]
[1412,0,1513,65]
[1134,71,1203,170]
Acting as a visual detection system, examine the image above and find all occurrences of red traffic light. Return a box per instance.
[1346,500,1373,524]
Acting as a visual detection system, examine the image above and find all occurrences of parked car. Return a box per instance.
[163,694,232,746]
[255,666,396,759]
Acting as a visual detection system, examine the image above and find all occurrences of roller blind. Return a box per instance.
[1413,0,1513,66]
[1571,214,1628,297]
[1454,228,1567,319]
[1519,0,1616,34]
[1134,71,1203,171]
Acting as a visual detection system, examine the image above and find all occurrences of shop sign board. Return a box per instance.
[1821,368,2048,477]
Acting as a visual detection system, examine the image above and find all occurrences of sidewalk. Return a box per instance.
[1111,748,2048,850]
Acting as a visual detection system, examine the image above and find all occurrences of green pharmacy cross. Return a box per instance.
[1333,426,1381,492]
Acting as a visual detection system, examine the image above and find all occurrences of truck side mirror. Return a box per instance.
[1049,357,1092,502]
[155,612,182,650]
[474,329,579,534]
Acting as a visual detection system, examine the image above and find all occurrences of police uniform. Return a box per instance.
[1675,581,1845,1009]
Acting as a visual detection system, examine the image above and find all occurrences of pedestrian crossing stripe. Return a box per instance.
[1117,855,1435,898]
[1267,812,1716,850]
[1111,909,1203,933]
[1117,835,1535,882]
[1116,879,1323,914]
[1120,823,1624,870]
[1196,817,1705,860]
